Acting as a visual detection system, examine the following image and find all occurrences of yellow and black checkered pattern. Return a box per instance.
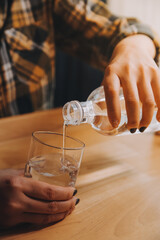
[0,0,159,117]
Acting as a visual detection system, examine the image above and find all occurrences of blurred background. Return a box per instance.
[109,0,160,34]
[54,0,160,107]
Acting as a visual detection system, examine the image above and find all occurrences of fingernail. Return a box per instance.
[139,127,146,133]
[75,198,80,205]
[73,189,77,196]
[130,128,137,134]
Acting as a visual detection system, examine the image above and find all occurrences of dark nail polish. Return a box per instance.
[130,128,137,134]
[139,127,146,133]
[73,189,77,196]
[75,198,80,205]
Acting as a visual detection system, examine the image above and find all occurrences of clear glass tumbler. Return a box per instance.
[24,131,85,187]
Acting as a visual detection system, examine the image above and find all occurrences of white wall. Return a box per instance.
[108,0,160,35]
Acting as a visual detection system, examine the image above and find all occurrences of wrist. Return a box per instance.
[113,34,156,59]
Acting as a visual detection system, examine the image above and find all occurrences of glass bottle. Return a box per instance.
[62,86,159,136]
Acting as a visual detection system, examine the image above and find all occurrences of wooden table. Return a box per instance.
[0,108,160,240]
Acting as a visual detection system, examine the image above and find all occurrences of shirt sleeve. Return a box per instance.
[53,0,160,71]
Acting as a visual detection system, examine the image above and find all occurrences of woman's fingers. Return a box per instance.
[21,177,76,201]
[0,172,79,228]
[103,67,121,128]
[103,63,160,132]
[137,70,155,131]
[23,196,78,214]
[121,78,140,131]
[1,196,77,228]
[151,69,160,121]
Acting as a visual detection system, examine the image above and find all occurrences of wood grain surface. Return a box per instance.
[0,108,160,240]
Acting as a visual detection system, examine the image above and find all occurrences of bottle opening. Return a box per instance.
[63,101,83,125]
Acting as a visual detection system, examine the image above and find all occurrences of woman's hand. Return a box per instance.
[0,169,79,229]
[102,34,160,133]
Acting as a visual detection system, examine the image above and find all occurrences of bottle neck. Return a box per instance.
[63,100,94,125]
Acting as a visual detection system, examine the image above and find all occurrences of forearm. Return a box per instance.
[53,0,160,70]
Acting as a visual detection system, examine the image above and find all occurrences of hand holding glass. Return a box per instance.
[25,131,85,187]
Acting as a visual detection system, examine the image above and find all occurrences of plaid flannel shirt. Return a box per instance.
[0,0,160,117]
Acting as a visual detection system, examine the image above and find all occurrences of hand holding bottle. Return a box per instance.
[102,34,160,133]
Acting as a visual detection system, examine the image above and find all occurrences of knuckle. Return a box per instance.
[126,98,139,108]
[48,201,59,213]
[105,86,118,98]
[105,65,114,76]
[46,187,55,200]
[4,176,19,189]
[143,99,155,109]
